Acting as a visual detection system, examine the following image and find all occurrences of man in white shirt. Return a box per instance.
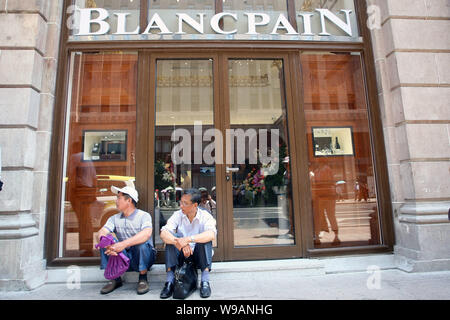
[160,188,217,299]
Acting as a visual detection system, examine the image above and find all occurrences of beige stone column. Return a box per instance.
[0,0,63,290]
[368,0,450,272]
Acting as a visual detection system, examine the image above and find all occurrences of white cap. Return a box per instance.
[111,186,139,203]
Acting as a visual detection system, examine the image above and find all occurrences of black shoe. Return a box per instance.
[160,281,174,299]
[100,278,122,294]
[200,281,211,298]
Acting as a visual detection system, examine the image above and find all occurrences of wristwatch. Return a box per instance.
[190,235,196,243]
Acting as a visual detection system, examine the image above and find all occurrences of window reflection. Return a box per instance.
[62,52,138,257]
[228,59,295,247]
[301,52,381,248]
[148,0,215,34]
[71,0,141,35]
[223,0,289,35]
[295,0,359,37]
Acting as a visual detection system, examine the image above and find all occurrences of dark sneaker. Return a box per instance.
[100,278,123,294]
[137,280,150,295]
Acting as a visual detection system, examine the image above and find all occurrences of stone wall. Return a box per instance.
[0,0,449,291]
[0,0,63,290]
[368,0,450,271]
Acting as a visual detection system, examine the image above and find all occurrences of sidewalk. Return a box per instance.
[1,255,449,300]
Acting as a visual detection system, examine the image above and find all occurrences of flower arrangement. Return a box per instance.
[244,168,265,195]
[154,160,175,191]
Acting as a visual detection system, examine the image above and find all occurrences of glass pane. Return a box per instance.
[71,0,141,35]
[295,0,359,37]
[148,0,215,34]
[154,59,217,250]
[301,52,381,248]
[228,59,295,247]
[223,0,289,35]
[61,52,138,257]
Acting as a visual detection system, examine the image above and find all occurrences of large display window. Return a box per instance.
[60,52,138,257]
[301,52,382,248]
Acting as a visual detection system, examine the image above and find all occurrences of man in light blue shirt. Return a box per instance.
[97,186,156,295]
[160,188,217,299]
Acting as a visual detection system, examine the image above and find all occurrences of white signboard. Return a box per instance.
[69,7,361,42]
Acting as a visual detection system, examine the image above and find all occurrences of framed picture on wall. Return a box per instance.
[82,130,128,161]
[312,127,355,157]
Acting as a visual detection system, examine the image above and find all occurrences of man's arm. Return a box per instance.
[161,229,215,251]
[160,228,178,246]
[183,230,215,245]
[160,229,192,251]
[97,227,111,244]
[107,228,152,255]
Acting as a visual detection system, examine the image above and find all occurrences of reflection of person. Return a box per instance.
[283,156,294,236]
[67,141,97,256]
[199,189,216,214]
[336,183,344,201]
[160,189,217,299]
[310,162,340,245]
[180,171,191,190]
[97,186,156,295]
[355,179,369,202]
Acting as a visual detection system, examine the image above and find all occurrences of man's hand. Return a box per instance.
[182,245,193,258]
[105,241,127,256]
[174,237,190,251]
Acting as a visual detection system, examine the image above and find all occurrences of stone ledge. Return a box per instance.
[395,254,450,273]
[0,213,39,239]
[45,254,397,284]
[399,202,450,224]
[400,201,450,215]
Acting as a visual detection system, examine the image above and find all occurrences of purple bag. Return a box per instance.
[95,234,130,280]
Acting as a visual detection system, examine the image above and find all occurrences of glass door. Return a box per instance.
[222,54,302,260]
[151,55,226,260]
[150,53,302,261]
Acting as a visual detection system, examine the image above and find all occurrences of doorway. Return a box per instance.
[150,52,303,261]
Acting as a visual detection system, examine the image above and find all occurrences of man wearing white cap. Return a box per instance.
[96,186,156,295]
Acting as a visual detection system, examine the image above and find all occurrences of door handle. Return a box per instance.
[226,167,239,173]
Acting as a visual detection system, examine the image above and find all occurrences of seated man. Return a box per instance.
[97,186,156,295]
[159,189,217,299]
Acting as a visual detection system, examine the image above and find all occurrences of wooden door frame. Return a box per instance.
[147,52,226,263]
[219,51,304,260]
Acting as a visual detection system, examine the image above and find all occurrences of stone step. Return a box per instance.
[47,254,397,284]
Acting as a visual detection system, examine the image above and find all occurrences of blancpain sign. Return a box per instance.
[71,8,359,41]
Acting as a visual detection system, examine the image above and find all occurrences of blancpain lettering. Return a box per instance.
[75,8,354,37]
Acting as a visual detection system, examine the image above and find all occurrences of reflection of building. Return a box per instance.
[1,0,450,291]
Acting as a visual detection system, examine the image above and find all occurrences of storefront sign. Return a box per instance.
[69,7,360,42]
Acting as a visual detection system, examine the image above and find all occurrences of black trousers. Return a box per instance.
[165,241,213,272]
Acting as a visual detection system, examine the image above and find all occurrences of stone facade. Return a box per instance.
[0,0,63,290]
[0,0,449,290]
[368,0,450,271]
